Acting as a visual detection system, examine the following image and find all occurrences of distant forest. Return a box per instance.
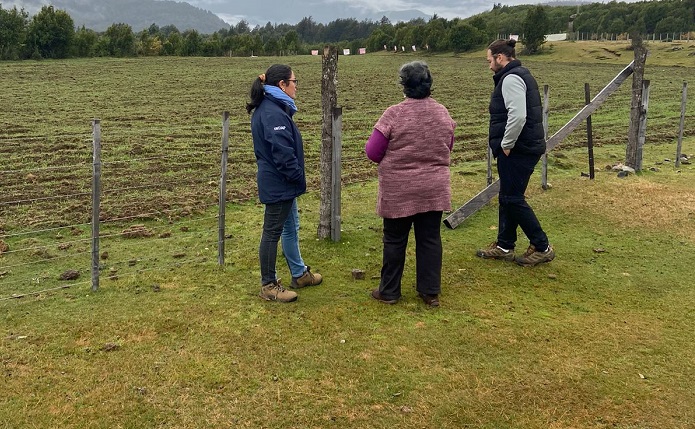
[1,0,694,60]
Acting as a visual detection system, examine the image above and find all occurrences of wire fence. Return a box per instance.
[0,118,228,300]
[0,111,380,300]
[2,74,690,300]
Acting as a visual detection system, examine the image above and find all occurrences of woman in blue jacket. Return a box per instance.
[246,64,323,303]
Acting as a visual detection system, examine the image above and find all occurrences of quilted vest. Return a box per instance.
[488,60,546,158]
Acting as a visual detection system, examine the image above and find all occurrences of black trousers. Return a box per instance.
[259,199,294,285]
[496,152,549,251]
[378,211,443,300]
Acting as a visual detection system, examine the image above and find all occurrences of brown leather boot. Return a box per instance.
[290,266,323,289]
[259,279,298,302]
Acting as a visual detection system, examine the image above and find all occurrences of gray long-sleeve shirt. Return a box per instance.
[500,74,527,151]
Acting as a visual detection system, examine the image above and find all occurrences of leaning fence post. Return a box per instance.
[91,119,101,292]
[218,111,230,266]
[585,83,595,179]
[331,107,342,242]
[676,82,688,168]
[541,84,550,189]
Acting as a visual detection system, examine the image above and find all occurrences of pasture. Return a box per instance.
[1,40,695,428]
[1,40,693,228]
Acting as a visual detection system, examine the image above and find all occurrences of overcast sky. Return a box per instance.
[4,0,639,28]
[181,0,551,26]
[186,0,645,27]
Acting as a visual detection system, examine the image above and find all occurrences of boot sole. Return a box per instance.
[259,293,298,302]
[477,253,515,261]
[371,290,398,304]
[418,293,440,307]
[289,279,323,289]
[515,256,555,267]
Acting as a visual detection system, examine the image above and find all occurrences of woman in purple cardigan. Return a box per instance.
[365,61,456,307]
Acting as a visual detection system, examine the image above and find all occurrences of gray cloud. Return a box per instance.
[180,0,537,25]
[5,0,640,28]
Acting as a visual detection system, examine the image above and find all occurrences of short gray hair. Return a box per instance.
[399,61,432,99]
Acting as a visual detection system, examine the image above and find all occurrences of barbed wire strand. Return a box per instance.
[102,152,211,166]
[0,235,223,290]
[99,204,219,224]
[0,222,94,239]
[0,230,224,289]
[1,191,92,206]
[1,257,221,298]
[98,215,221,242]
[0,133,88,143]
[0,164,92,175]
[100,251,218,273]
[0,250,91,270]
[0,283,81,301]
[99,257,220,282]
[0,199,254,240]
[0,273,83,289]
[105,158,255,171]
[0,236,94,256]
[101,178,217,195]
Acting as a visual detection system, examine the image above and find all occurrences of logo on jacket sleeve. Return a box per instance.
[273,125,287,131]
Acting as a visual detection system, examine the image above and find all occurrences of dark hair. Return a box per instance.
[488,39,517,59]
[246,64,293,114]
[399,61,432,99]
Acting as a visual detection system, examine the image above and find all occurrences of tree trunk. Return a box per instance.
[625,33,648,170]
[317,46,338,239]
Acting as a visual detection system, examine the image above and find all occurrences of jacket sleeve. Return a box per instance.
[263,114,304,183]
[500,74,527,150]
[365,129,389,163]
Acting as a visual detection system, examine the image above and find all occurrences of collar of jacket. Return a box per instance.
[493,59,522,86]
[263,85,298,116]
[265,93,295,116]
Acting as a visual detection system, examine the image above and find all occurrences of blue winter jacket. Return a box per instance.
[251,93,306,204]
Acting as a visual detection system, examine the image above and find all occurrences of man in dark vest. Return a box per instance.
[476,39,555,266]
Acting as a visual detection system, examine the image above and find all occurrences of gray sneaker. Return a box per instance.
[259,279,298,302]
[476,242,515,261]
[515,245,555,267]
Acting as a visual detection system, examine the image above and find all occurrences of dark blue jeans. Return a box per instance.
[378,211,443,300]
[496,152,549,251]
[259,199,302,285]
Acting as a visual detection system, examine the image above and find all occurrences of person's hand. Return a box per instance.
[503,149,511,156]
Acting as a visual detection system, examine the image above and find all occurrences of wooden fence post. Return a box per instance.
[626,34,648,170]
[91,119,101,292]
[585,83,595,179]
[636,79,651,171]
[318,45,338,239]
[676,82,688,168]
[331,107,342,242]
[541,84,549,190]
[218,111,229,266]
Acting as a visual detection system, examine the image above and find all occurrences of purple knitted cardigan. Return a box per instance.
[368,97,456,219]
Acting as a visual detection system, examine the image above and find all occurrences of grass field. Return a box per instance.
[1,40,695,428]
[1,40,693,228]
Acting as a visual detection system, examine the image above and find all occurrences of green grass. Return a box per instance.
[2,141,695,428]
[1,41,693,229]
[1,41,695,428]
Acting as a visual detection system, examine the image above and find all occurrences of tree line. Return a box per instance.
[1,0,694,60]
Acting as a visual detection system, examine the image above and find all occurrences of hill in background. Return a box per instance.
[7,0,230,33]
